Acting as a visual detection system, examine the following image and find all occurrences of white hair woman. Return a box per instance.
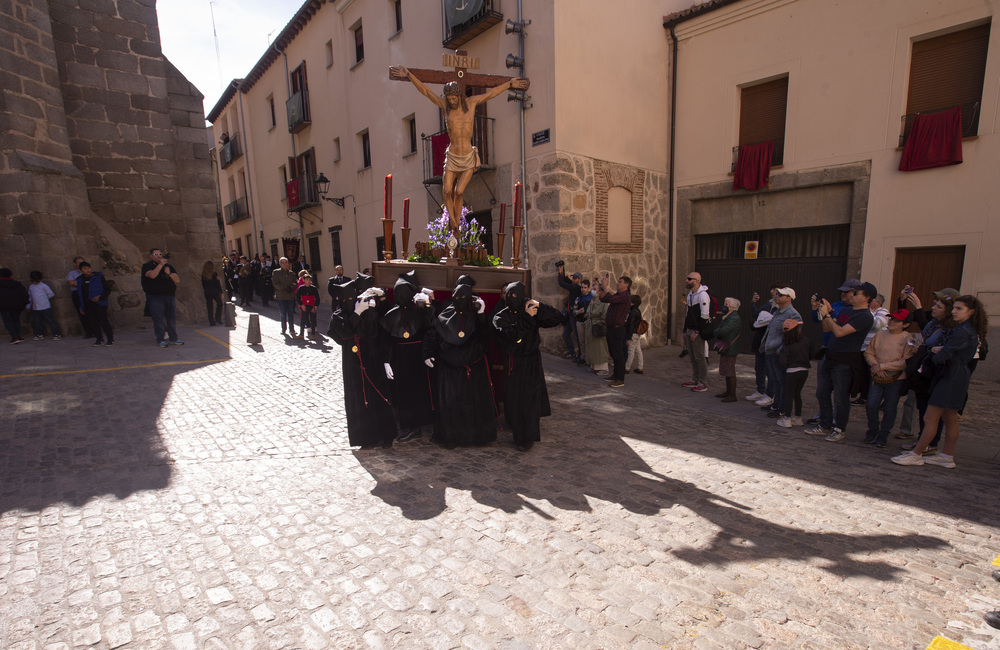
[712,297,742,402]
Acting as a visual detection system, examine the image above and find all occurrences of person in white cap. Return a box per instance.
[760,287,801,418]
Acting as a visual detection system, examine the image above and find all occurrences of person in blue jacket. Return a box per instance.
[77,261,114,346]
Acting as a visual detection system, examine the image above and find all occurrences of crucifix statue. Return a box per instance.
[390,52,529,241]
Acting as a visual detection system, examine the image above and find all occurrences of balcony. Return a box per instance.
[421,114,494,185]
[224,196,249,224]
[442,0,502,48]
[731,136,784,173]
[285,173,320,212]
[286,90,311,134]
[219,132,242,169]
[899,101,979,147]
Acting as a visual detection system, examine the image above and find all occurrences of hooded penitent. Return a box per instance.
[435,283,476,346]
[381,273,430,339]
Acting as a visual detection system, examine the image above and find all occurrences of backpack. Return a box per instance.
[636,318,649,336]
[705,289,720,320]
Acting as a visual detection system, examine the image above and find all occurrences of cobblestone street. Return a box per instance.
[2,307,999,649]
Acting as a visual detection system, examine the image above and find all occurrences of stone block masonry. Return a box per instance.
[0,0,219,335]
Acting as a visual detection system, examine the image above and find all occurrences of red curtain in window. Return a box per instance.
[733,140,773,191]
[431,133,450,177]
[899,106,963,172]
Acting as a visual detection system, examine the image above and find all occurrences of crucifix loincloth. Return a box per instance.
[444,146,481,175]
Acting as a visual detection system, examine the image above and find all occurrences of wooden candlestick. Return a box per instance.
[382,218,395,262]
[401,227,411,258]
[511,225,524,270]
[496,231,506,264]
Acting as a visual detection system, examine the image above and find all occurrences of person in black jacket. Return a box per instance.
[776,319,810,428]
[492,281,565,451]
[625,294,645,374]
[294,274,320,338]
[0,267,29,344]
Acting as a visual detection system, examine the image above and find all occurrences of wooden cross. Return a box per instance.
[389,49,521,94]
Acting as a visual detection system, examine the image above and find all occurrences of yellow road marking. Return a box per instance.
[993,554,1000,567]
[926,635,974,649]
[0,358,228,379]
[196,328,232,350]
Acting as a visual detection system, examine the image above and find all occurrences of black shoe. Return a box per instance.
[863,433,877,444]
[562,353,575,359]
[678,349,689,358]
[985,611,1000,630]
[766,410,782,418]
[397,429,422,443]
[807,415,820,425]
[105,341,114,346]
[634,369,643,375]
[516,442,534,452]
[851,397,866,405]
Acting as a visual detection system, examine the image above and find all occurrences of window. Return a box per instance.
[267,95,275,129]
[353,22,364,64]
[279,164,287,198]
[333,137,341,163]
[360,130,371,169]
[325,39,334,68]
[270,241,279,259]
[376,234,397,259]
[737,76,788,166]
[404,114,417,154]
[308,236,322,272]
[330,228,343,267]
[245,234,252,257]
[903,23,990,143]
[235,238,243,255]
[393,0,402,33]
[287,61,311,133]
[607,187,632,244]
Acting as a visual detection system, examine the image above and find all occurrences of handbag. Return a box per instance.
[591,321,606,337]
[713,332,739,353]
[872,370,902,385]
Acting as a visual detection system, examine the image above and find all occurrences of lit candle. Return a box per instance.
[513,183,522,227]
[384,174,392,220]
[498,202,506,233]
[402,198,410,229]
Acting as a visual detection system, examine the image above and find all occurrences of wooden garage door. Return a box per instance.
[891,246,965,309]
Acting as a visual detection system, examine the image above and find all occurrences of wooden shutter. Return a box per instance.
[739,77,788,147]
[906,24,990,116]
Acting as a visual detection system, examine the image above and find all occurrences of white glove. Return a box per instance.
[354,299,371,316]
[420,287,435,298]
[384,363,394,380]
[413,293,430,307]
[472,297,485,313]
[424,358,435,368]
[371,287,385,297]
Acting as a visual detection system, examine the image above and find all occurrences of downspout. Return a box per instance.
[278,44,304,253]
[517,0,527,267]
[236,87,260,257]
[667,23,678,342]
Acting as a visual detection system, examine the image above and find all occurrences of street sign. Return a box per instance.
[744,240,759,259]
[532,129,550,146]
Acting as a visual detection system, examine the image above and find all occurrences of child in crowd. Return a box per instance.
[625,294,645,374]
[27,271,61,340]
[776,319,810,428]
[295,273,320,339]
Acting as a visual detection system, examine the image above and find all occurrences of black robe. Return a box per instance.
[329,305,396,447]
[381,298,436,430]
[423,310,497,447]
[492,302,564,445]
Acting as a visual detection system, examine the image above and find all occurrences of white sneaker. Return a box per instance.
[922,453,956,468]
[891,451,924,466]
[754,396,773,407]
[745,391,764,401]
[789,416,803,426]
[824,428,845,442]
[776,416,792,428]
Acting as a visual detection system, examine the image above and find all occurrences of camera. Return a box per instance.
[554,260,565,269]
[162,252,171,260]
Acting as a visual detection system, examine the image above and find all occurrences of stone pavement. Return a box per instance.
[1,304,999,649]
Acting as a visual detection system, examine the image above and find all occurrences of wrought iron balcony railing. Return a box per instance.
[224,196,249,224]
[285,172,320,212]
[219,132,242,169]
[731,136,785,173]
[899,101,979,147]
[286,89,311,134]
[421,114,494,185]
[442,0,502,48]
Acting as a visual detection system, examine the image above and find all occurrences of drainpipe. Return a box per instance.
[277,44,303,251]
[236,86,260,257]
[517,0,528,267]
[667,24,678,342]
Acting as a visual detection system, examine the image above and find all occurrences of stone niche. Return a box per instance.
[521,151,669,353]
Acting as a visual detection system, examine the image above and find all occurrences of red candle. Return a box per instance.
[513,182,522,227]
[498,202,506,233]
[384,174,392,220]
[402,197,410,229]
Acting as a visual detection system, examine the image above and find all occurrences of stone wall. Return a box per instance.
[512,151,670,353]
[0,0,218,336]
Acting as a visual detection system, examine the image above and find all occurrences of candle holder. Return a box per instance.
[511,225,524,270]
[401,227,411,259]
[382,218,395,262]
[496,231,506,265]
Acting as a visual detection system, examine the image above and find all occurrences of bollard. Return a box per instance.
[246,313,261,345]
[223,301,237,328]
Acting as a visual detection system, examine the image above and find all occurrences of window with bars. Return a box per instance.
[695,225,850,261]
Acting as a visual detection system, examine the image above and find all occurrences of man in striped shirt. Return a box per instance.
[599,276,632,388]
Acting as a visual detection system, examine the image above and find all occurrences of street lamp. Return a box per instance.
[315,172,361,273]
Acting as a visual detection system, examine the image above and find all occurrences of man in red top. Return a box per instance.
[599,276,632,388]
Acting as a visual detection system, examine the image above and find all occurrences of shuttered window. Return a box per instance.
[739,76,788,165]
[904,23,990,141]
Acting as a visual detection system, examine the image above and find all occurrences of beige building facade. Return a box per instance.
[667,0,1000,349]
[209,0,687,347]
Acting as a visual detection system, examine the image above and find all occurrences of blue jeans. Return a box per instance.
[817,359,853,431]
[146,294,178,343]
[764,353,784,410]
[277,299,296,333]
[866,379,904,445]
[31,308,61,336]
[754,350,770,394]
[562,316,581,359]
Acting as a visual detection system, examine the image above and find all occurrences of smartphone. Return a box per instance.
[904,286,914,294]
